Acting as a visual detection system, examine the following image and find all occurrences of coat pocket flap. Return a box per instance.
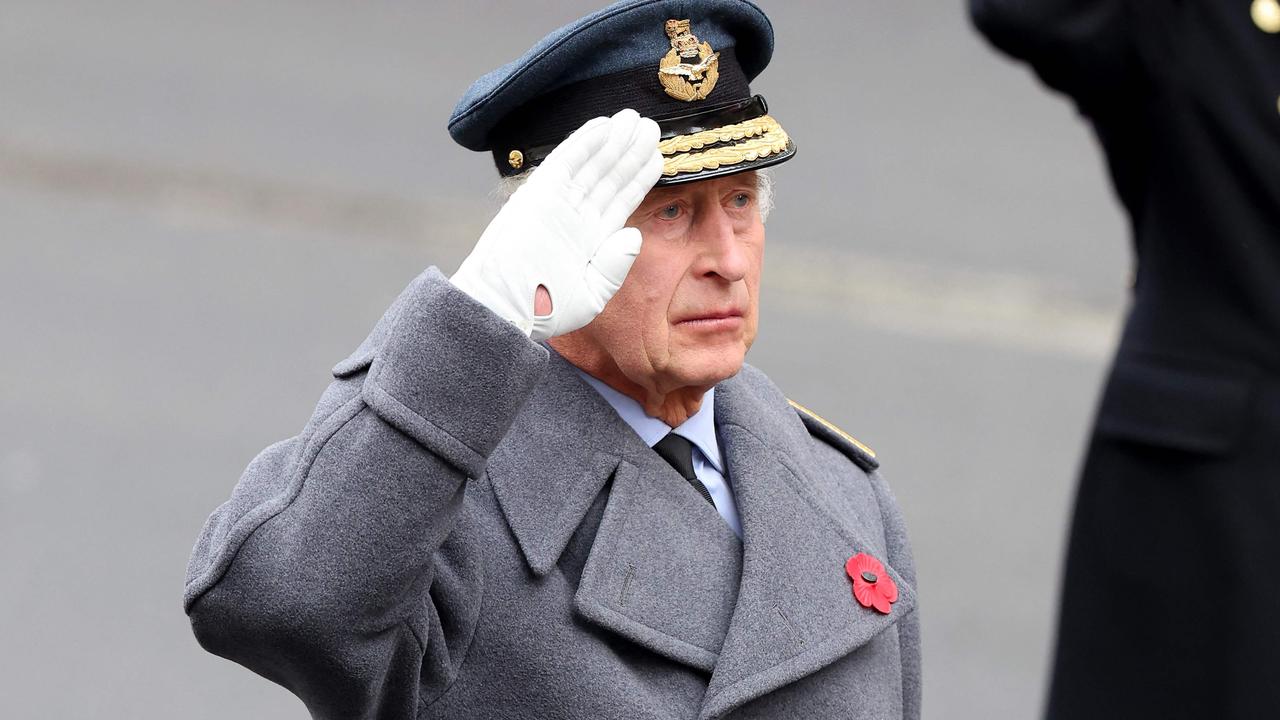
[1096,357,1255,455]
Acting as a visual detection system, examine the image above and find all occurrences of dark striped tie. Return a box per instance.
[652,433,715,506]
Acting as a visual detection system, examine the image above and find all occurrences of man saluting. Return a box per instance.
[185,2,920,718]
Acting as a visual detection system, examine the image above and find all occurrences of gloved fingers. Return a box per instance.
[531,116,611,189]
[601,149,664,232]
[554,115,611,172]
[570,109,641,204]
[587,117,660,222]
[577,115,610,134]
[589,115,655,204]
[584,226,643,300]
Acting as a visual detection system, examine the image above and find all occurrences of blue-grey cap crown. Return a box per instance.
[447,0,775,152]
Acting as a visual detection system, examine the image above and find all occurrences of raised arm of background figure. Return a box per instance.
[968,0,1137,110]
[183,112,661,719]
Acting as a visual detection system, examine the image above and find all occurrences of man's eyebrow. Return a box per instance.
[638,190,682,206]
[638,176,758,207]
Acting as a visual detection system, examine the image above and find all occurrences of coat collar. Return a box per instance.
[484,351,639,577]
[485,351,744,672]
[576,369,725,473]
[485,355,916,705]
[698,369,917,719]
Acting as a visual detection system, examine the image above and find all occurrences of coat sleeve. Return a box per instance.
[969,0,1137,111]
[183,267,549,719]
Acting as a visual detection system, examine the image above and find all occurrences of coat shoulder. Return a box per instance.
[732,364,880,473]
[787,398,880,472]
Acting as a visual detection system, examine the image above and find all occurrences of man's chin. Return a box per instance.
[669,345,748,388]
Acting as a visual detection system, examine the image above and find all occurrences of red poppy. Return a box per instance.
[845,553,898,614]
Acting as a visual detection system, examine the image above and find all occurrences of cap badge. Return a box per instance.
[658,19,720,102]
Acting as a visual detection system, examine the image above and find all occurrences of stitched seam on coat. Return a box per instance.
[401,617,427,654]
[866,466,916,716]
[363,370,486,472]
[183,393,367,609]
[893,617,908,714]
[580,460,720,662]
[585,597,720,663]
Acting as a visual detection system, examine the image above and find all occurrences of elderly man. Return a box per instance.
[185,1,920,718]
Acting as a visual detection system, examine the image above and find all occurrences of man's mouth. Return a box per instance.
[674,309,745,330]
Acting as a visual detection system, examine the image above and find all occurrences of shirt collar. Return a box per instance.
[575,369,725,474]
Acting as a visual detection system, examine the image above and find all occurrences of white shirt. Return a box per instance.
[576,371,743,539]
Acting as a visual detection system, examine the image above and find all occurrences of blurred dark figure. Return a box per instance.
[969,1,1280,718]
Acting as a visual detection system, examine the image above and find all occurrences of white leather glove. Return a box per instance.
[451,108,664,341]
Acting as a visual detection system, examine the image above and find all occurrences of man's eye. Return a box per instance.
[658,204,681,220]
[731,192,751,208]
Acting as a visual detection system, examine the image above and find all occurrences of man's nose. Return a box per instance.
[691,204,749,282]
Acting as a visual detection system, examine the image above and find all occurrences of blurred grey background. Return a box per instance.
[0,1,1130,717]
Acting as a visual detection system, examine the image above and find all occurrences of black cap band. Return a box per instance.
[493,93,770,178]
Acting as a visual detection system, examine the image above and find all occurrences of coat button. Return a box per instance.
[1253,0,1280,33]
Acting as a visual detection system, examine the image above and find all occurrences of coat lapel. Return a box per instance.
[486,352,744,673]
[698,370,918,719]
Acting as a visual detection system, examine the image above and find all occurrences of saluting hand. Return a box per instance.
[451,108,663,341]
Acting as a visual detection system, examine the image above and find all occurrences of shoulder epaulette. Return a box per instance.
[788,399,879,472]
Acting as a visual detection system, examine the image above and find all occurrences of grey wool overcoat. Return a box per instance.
[185,268,921,720]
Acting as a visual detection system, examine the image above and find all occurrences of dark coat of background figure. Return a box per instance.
[971,0,1280,717]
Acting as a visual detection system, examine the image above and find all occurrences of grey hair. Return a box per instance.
[492,167,776,223]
